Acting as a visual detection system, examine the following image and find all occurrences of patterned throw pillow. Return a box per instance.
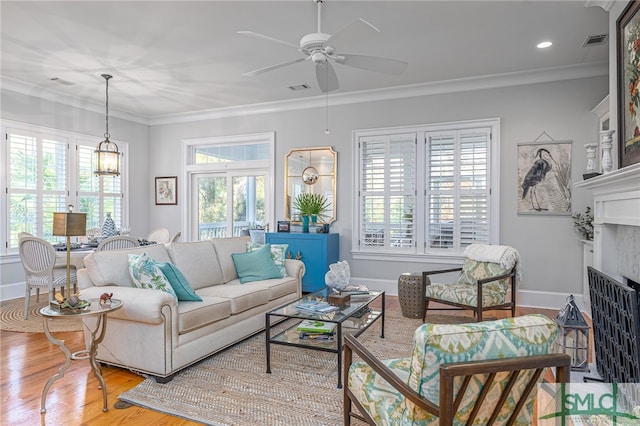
[457,258,511,293]
[246,242,288,278]
[128,253,178,299]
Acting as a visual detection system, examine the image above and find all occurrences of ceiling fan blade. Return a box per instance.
[337,53,408,75]
[316,61,339,93]
[242,57,307,77]
[237,31,300,50]
[325,19,379,49]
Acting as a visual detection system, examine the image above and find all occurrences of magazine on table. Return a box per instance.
[295,301,339,313]
[296,319,337,334]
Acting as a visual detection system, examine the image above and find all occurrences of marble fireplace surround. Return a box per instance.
[575,163,640,285]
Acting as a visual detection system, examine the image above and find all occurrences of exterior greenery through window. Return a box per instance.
[353,119,499,260]
[186,133,273,241]
[2,121,127,253]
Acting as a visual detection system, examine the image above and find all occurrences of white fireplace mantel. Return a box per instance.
[575,163,640,282]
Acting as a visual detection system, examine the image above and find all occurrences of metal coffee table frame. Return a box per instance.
[265,288,384,388]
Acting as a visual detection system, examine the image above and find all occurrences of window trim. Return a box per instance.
[351,118,500,263]
[1,118,129,256]
[182,132,275,242]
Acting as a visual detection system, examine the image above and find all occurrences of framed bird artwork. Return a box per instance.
[517,140,572,215]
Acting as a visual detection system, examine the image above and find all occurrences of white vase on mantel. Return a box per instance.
[600,129,615,174]
[584,143,598,173]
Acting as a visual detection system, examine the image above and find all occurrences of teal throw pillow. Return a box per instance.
[128,253,178,299]
[155,261,202,302]
[246,241,288,278]
[231,244,282,284]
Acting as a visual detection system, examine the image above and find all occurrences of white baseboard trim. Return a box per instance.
[353,277,591,315]
[1,282,27,302]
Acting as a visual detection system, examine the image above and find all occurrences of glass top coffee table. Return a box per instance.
[265,288,384,388]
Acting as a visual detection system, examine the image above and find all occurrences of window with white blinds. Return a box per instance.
[3,123,128,252]
[354,119,499,260]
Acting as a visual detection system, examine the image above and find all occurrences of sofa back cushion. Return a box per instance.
[168,241,224,289]
[83,244,172,287]
[405,314,557,424]
[211,236,250,283]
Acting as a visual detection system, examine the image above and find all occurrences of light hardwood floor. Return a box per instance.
[0,297,559,426]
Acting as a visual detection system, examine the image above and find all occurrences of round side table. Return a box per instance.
[397,272,426,319]
[39,298,123,414]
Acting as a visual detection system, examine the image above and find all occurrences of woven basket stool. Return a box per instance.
[397,272,426,318]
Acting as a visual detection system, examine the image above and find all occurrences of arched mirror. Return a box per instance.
[285,147,336,224]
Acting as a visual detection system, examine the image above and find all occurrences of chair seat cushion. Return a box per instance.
[348,358,438,425]
[425,282,505,307]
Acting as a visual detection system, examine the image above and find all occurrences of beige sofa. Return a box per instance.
[76,237,304,383]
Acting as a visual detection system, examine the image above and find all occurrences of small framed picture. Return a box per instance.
[277,221,290,232]
[155,176,178,205]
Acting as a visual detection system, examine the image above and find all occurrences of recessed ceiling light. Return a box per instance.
[537,41,553,49]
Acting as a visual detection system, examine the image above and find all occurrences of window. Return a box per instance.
[2,121,128,253]
[353,119,499,261]
[184,132,274,241]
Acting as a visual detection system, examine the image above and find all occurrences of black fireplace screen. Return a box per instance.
[588,267,640,409]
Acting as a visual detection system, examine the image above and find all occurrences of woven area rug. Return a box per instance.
[0,295,83,333]
[119,312,473,425]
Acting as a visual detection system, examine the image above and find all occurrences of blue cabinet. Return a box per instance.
[265,233,339,292]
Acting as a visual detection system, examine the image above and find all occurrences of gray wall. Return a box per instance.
[1,89,150,298]
[149,76,608,305]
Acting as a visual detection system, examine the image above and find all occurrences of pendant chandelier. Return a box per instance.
[94,74,120,176]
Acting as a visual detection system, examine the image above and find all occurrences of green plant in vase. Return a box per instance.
[293,193,330,232]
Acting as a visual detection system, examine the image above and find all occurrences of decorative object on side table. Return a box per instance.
[101,212,117,237]
[277,220,290,232]
[293,193,329,233]
[571,207,594,241]
[554,295,590,372]
[52,205,89,312]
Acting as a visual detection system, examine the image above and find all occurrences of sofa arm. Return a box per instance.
[284,259,305,281]
[77,269,93,290]
[79,286,178,325]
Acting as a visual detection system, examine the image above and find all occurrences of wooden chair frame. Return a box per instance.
[422,267,517,322]
[343,334,571,426]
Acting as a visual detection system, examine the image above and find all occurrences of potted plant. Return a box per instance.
[293,193,330,232]
[572,207,594,241]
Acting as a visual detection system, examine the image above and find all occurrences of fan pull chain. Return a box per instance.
[325,66,330,134]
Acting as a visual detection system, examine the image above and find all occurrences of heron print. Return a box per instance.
[517,141,572,214]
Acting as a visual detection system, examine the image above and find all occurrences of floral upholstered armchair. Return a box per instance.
[423,244,520,322]
[343,315,570,426]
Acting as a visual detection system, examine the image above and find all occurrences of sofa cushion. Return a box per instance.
[231,244,281,284]
[197,283,270,314]
[168,241,224,289]
[247,242,288,278]
[84,244,172,287]
[128,253,178,300]
[177,297,231,334]
[155,261,202,301]
[226,276,298,301]
[211,237,250,283]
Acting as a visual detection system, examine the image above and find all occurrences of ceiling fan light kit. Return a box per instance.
[238,0,408,94]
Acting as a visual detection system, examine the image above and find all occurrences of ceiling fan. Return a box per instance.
[238,0,408,93]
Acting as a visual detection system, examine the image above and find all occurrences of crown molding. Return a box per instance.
[0,76,150,125]
[150,62,608,125]
[2,62,608,127]
[584,0,615,12]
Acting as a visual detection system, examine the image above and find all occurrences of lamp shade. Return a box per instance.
[53,212,87,237]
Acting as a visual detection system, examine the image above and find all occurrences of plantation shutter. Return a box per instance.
[426,129,490,251]
[359,133,416,250]
[7,129,68,245]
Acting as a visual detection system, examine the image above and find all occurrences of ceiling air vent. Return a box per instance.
[582,34,608,47]
[49,77,75,86]
[288,84,311,91]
